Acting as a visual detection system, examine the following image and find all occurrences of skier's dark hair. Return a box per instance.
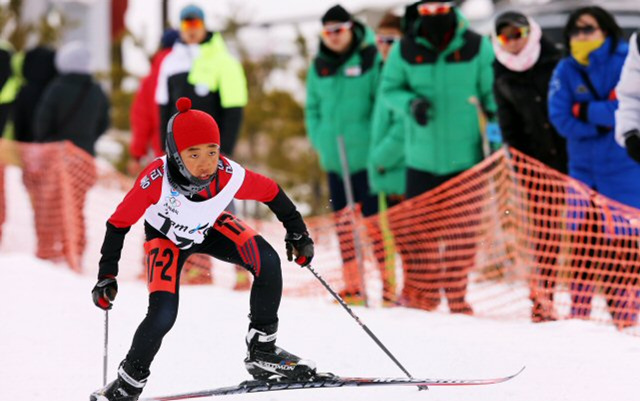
[563,6,622,54]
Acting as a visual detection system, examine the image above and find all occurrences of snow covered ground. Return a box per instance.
[1,253,638,401]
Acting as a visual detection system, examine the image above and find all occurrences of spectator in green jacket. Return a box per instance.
[305,5,380,300]
[369,11,406,202]
[380,1,497,314]
[367,11,405,305]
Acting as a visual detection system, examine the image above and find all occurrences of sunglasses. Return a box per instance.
[321,22,353,38]
[417,2,455,16]
[569,25,598,37]
[497,26,529,46]
[376,34,400,45]
[181,18,204,31]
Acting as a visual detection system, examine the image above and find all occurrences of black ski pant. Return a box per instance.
[125,215,282,375]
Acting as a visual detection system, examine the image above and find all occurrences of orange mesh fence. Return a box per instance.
[1,140,639,335]
[354,147,636,332]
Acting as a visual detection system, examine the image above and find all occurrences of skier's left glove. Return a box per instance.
[285,232,314,267]
[92,276,118,310]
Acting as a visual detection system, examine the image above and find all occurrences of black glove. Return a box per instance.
[92,277,118,310]
[410,97,431,126]
[625,130,640,163]
[285,232,314,267]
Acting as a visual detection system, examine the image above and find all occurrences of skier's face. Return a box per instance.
[180,143,220,181]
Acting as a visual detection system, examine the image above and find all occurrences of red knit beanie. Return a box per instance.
[171,97,220,152]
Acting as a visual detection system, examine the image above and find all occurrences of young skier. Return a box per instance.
[90,97,316,401]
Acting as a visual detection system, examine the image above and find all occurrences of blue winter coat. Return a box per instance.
[548,38,640,209]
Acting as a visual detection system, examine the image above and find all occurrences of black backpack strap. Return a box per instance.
[576,68,603,100]
[576,68,612,133]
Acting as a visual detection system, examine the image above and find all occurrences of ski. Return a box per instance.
[140,367,525,400]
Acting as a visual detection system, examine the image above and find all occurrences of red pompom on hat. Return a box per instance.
[171,97,220,152]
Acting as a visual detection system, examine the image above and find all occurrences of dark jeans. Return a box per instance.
[327,170,377,292]
[327,170,378,217]
[125,217,282,375]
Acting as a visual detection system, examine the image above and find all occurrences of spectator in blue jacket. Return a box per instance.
[548,6,640,328]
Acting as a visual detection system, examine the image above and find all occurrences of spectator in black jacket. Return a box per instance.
[15,46,58,259]
[14,46,57,143]
[492,11,567,171]
[492,11,566,323]
[31,41,109,262]
[35,41,109,156]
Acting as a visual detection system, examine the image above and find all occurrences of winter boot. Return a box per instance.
[90,361,148,401]
[244,322,316,380]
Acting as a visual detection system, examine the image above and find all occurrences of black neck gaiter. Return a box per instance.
[420,12,457,50]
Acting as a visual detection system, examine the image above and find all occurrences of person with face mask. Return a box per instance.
[305,4,380,303]
[548,7,640,328]
[379,1,496,314]
[491,11,566,323]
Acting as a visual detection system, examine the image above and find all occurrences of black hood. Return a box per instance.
[23,46,57,85]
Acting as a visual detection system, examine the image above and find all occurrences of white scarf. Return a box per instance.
[492,18,542,72]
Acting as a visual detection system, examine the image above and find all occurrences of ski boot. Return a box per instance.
[90,361,148,401]
[244,321,316,380]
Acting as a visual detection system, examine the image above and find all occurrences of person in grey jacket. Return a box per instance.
[30,41,109,263]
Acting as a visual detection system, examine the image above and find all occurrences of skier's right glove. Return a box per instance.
[92,276,118,310]
[410,97,431,126]
[625,130,640,163]
[285,232,314,267]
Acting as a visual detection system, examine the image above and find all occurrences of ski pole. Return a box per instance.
[103,310,109,386]
[306,264,427,390]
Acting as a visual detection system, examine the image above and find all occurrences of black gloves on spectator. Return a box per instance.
[625,130,640,163]
[92,276,118,310]
[285,232,314,267]
[410,97,431,126]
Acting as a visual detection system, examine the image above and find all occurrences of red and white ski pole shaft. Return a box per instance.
[306,264,427,390]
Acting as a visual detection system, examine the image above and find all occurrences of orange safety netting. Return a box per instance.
[300,147,640,333]
[0,140,638,335]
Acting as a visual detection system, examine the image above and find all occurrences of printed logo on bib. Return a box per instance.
[188,222,210,235]
[163,186,182,214]
[156,213,210,249]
